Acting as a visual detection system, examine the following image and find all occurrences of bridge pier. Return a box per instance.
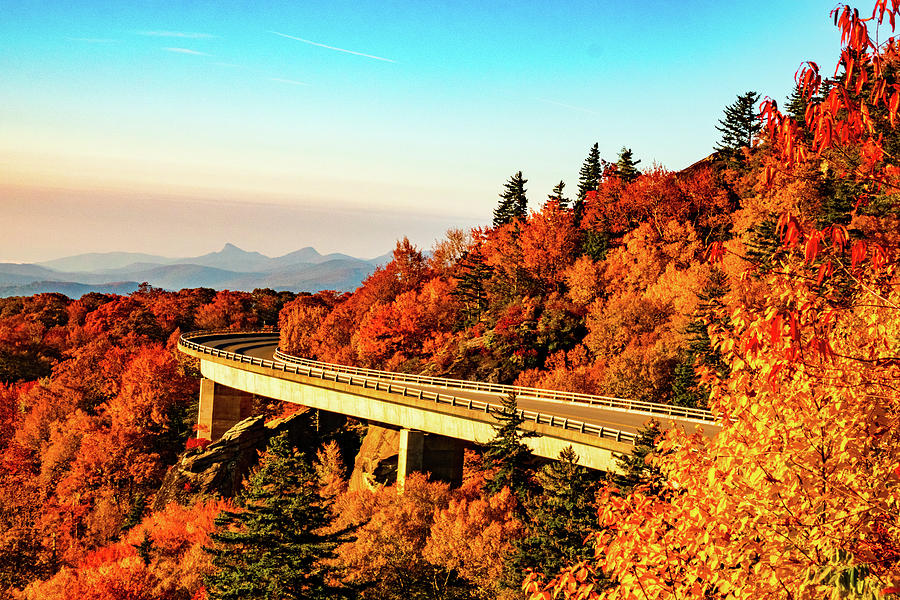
[397,428,464,491]
[197,378,254,441]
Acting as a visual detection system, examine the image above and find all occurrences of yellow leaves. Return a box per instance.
[564,255,603,307]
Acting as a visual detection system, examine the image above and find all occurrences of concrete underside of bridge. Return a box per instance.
[196,356,630,473]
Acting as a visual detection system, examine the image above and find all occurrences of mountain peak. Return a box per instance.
[220,243,245,253]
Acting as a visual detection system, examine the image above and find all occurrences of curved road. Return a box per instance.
[194,331,720,441]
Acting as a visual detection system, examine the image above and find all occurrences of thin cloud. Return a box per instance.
[271,31,395,63]
[140,31,215,39]
[537,98,602,116]
[164,47,212,56]
[67,37,118,43]
[270,77,309,86]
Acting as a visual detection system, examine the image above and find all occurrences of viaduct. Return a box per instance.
[178,330,719,487]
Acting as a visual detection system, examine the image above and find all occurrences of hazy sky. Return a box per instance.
[1,1,841,263]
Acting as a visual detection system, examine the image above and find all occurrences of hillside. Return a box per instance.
[2,3,900,599]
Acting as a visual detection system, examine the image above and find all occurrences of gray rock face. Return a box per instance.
[153,410,312,511]
[348,424,400,492]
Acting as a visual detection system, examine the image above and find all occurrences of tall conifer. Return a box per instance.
[508,446,600,579]
[547,180,569,209]
[616,147,641,183]
[483,392,535,499]
[493,171,528,227]
[576,143,602,202]
[715,91,762,152]
[205,433,354,600]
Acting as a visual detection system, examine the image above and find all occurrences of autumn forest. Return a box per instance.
[2,2,900,598]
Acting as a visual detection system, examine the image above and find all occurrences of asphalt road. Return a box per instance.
[198,332,720,439]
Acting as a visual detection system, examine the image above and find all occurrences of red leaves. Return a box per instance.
[804,232,821,263]
[828,224,849,252]
[871,242,889,270]
[809,336,835,361]
[769,312,783,346]
[185,437,211,451]
[890,91,900,126]
[706,241,725,264]
[852,240,868,268]
[743,334,761,355]
[789,311,800,344]
[776,213,802,248]
[795,62,821,99]
[815,264,830,286]
[874,0,900,26]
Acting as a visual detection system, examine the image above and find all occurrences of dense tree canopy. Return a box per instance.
[6,3,900,598]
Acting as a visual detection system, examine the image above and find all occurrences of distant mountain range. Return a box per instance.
[0,244,392,298]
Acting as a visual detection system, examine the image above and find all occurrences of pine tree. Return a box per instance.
[450,249,492,326]
[493,171,528,228]
[205,433,355,600]
[785,83,809,127]
[715,91,762,152]
[615,147,641,183]
[508,446,601,578]
[576,143,602,203]
[672,268,730,409]
[483,392,535,499]
[547,180,569,210]
[613,420,665,496]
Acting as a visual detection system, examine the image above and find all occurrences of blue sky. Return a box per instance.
[1,1,842,261]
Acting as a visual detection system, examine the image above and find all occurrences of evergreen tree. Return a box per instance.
[613,420,665,496]
[580,229,611,261]
[715,91,762,152]
[508,446,601,578]
[672,268,730,409]
[493,171,528,228]
[576,143,602,203]
[745,219,784,272]
[450,249,492,326]
[785,83,809,127]
[483,392,535,499]
[615,147,641,183]
[206,433,355,600]
[547,180,569,210]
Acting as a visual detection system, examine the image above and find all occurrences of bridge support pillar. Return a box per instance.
[397,429,424,492]
[397,429,464,491]
[197,378,254,441]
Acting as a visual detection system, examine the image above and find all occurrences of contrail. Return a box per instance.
[271,31,395,63]
[140,31,215,39]
[164,47,211,56]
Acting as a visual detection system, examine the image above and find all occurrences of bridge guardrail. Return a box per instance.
[179,330,639,445]
[271,350,715,423]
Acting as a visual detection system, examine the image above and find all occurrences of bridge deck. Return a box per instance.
[179,331,720,471]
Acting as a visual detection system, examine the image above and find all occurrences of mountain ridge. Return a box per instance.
[1,244,390,297]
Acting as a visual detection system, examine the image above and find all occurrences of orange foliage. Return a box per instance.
[22,499,227,600]
[332,473,451,593]
[193,291,259,331]
[519,200,580,290]
[526,3,900,597]
[425,484,523,593]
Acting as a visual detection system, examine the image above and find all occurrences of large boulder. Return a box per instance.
[153,409,312,510]
[348,424,400,492]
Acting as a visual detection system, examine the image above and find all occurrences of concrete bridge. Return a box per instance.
[178,330,719,484]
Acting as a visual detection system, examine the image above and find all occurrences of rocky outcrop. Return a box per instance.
[348,424,400,492]
[152,409,312,510]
